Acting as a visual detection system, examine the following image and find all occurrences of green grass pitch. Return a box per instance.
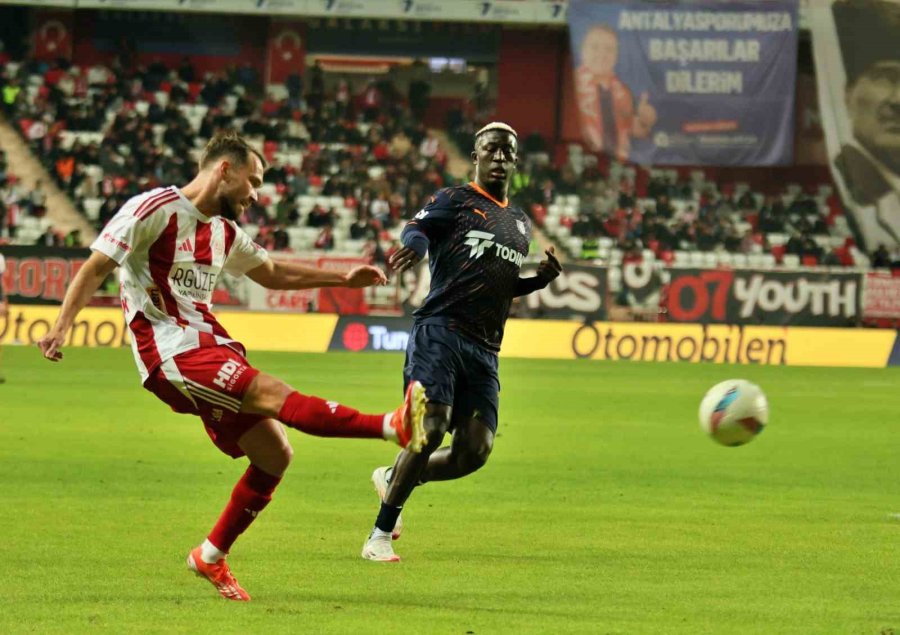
[1,346,898,634]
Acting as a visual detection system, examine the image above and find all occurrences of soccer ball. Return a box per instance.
[699,379,768,447]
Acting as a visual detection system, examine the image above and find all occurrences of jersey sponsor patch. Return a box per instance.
[463,230,525,266]
[170,265,219,302]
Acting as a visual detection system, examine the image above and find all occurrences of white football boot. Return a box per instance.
[361,530,401,562]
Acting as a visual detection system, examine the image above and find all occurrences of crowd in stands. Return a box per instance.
[2,46,900,272]
[1,52,451,257]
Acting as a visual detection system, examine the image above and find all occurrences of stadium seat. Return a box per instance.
[83,198,103,221]
[702,252,718,268]
[717,252,734,267]
[782,254,801,268]
[673,250,690,266]
[568,237,582,257]
[731,253,749,267]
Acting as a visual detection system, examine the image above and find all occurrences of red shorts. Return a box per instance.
[144,345,264,458]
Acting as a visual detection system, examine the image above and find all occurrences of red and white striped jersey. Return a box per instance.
[91,186,269,383]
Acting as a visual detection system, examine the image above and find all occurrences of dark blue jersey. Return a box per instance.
[402,182,532,352]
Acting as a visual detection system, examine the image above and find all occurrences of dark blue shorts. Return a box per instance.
[403,323,500,433]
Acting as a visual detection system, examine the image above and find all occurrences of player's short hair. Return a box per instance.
[474,122,518,147]
[199,130,267,171]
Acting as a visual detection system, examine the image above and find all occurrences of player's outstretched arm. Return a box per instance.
[38,251,119,361]
[514,247,563,297]
[246,259,388,290]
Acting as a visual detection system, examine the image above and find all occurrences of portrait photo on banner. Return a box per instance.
[811,0,900,252]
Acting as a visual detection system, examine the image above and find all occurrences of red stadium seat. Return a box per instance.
[801,255,819,267]
[263,140,278,162]
[771,244,786,264]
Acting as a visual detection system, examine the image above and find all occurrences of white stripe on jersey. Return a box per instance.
[91,186,269,384]
[159,357,198,409]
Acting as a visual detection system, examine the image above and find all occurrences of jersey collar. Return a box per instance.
[469,181,509,208]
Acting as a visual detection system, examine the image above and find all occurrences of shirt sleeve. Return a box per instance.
[400,189,458,256]
[90,196,164,264]
[223,223,269,276]
[405,189,458,240]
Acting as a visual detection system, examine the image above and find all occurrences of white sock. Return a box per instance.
[200,538,227,564]
[370,527,393,540]
[382,413,396,442]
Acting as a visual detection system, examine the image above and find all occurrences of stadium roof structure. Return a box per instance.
[0,0,568,24]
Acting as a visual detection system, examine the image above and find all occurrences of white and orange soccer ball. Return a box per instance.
[699,379,768,447]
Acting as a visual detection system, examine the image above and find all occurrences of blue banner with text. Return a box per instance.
[568,0,798,165]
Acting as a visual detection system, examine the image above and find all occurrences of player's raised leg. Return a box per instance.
[242,372,425,451]
[187,418,290,601]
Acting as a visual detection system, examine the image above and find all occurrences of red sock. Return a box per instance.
[207,464,282,554]
[277,391,385,439]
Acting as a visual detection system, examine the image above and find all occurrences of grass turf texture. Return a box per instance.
[1,346,898,634]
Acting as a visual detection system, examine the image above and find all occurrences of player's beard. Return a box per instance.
[218,194,240,221]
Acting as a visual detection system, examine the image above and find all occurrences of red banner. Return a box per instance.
[266,20,306,85]
[33,9,73,61]
[864,272,900,319]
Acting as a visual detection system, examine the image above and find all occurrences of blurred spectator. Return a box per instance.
[872,244,892,268]
[314,224,334,250]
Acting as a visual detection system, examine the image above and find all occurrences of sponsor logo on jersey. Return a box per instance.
[463,230,525,266]
[212,359,246,390]
[102,232,131,252]
[516,219,528,235]
[170,265,218,301]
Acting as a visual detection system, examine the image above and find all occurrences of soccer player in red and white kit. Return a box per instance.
[37,131,427,601]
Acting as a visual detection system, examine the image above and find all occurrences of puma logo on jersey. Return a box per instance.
[463,230,526,266]
[472,208,487,220]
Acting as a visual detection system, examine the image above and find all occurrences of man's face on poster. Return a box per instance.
[847,60,900,161]
[582,27,618,77]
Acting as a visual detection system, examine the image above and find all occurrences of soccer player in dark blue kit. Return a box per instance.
[361,122,563,561]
